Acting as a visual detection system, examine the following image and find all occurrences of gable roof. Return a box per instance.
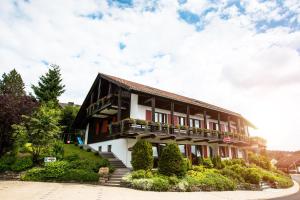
[100,73,255,128]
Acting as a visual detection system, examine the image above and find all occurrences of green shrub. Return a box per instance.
[131,170,153,179]
[50,140,64,160]
[158,143,187,177]
[168,175,179,185]
[221,167,244,183]
[132,178,154,190]
[192,165,205,172]
[183,158,192,170]
[64,153,80,162]
[0,162,10,172]
[21,167,45,181]
[44,161,70,179]
[131,140,153,171]
[248,152,271,170]
[86,148,91,152]
[10,156,33,172]
[0,154,15,165]
[212,156,224,169]
[199,157,214,168]
[69,159,109,173]
[151,177,170,191]
[60,169,100,182]
[243,168,261,185]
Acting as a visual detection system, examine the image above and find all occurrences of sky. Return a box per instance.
[0,0,300,151]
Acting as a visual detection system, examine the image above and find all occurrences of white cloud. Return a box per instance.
[0,0,300,151]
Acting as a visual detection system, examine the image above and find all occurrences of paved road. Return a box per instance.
[0,178,298,200]
[269,175,300,200]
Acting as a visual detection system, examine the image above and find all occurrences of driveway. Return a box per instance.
[0,178,298,200]
[269,174,300,200]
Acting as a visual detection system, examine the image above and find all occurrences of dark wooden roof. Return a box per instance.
[100,73,255,128]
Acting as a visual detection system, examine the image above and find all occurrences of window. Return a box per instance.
[178,144,186,157]
[107,145,112,152]
[189,118,200,128]
[155,112,168,123]
[178,116,185,126]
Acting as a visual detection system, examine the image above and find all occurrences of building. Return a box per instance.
[73,73,256,168]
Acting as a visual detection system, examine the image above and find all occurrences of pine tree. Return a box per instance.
[0,69,25,96]
[31,64,65,104]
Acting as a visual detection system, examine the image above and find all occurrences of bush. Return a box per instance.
[44,161,70,179]
[248,152,271,170]
[158,143,187,177]
[243,168,261,185]
[223,159,246,167]
[151,177,170,191]
[0,162,10,172]
[60,169,99,182]
[212,156,224,169]
[69,159,109,173]
[221,167,245,183]
[199,157,213,168]
[64,153,80,162]
[131,170,153,179]
[183,158,192,170]
[131,140,153,171]
[21,167,45,181]
[132,178,154,190]
[50,140,64,160]
[10,156,33,172]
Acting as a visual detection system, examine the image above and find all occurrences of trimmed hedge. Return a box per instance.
[10,156,33,172]
[158,143,187,177]
[60,169,99,182]
[131,140,153,171]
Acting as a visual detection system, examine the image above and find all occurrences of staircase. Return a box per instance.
[99,152,130,187]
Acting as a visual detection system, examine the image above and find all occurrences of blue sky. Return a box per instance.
[0,0,300,151]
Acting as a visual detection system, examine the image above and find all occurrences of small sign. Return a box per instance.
[44,157,57,163]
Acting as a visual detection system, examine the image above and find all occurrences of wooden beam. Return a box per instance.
[144,98,152,104]
[218,112,221,132]
[97,78,102,100]
[117,87,122,121]
[186,105,190,135]
[171,101,174,125]
[203,110,207,129]
[237,118,241,133]
[193,139,209,143]
[160,136,175,141]
[227,116,231,132]
[108,82,112,96]
[176,137,192,142]
[141,134,156,139]
[90,92,94,105]
[151,97,155,122]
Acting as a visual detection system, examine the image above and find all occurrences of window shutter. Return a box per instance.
[146,110,152,121]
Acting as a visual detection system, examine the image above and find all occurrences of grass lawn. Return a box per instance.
[64,144,103,162]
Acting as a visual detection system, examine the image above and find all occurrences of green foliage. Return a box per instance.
[131,140,153,171]
[21,167,46,181]
[223,158,246,167]
[131,178,154,191]
[131,170,153,179]
[13,103,62,162]
[64,153,80,162]
[221,167,245,183]
[199,157,214,168]
[31,64,65,104]
[10,156,33,172]
[0,162,10,172]
[60,169,99,182]
[243,168,261,184]
[0,69,25,96]
[151,177,170,191]
[183,158,192,170]
[44,161,70,179]
[0,155,15,172]
[68,159,109,173]
[158,143,187,177]
[212,156,224,169]
[60,105,79,133]
[186,168,237,191]
[50,140,64,160]
[248,152,271,170]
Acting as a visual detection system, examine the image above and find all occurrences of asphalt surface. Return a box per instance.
[269,175,300,200]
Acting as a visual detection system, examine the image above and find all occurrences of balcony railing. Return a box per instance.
[109,118,250,144]
[86,94,117,116]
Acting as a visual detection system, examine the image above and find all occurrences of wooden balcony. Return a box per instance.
[109,119,250,146]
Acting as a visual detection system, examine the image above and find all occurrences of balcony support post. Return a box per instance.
[237,118,241,133]
[203,110,207,129]
[97,78,101,100]
[108,82,112,96]
[186,105,190,135]
[170,101,174,134]
[217,112,221,137]
[151,97,155,122]
[227,116,231,133]
[117,87,122,122]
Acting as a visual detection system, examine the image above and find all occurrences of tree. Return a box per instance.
[131,140,153,171]
[0,69,38,156]
[60,105,80,133]
[158,143,187,177]
[31,64,65,104]
[13,103,62,162]
[0,69,25,96]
